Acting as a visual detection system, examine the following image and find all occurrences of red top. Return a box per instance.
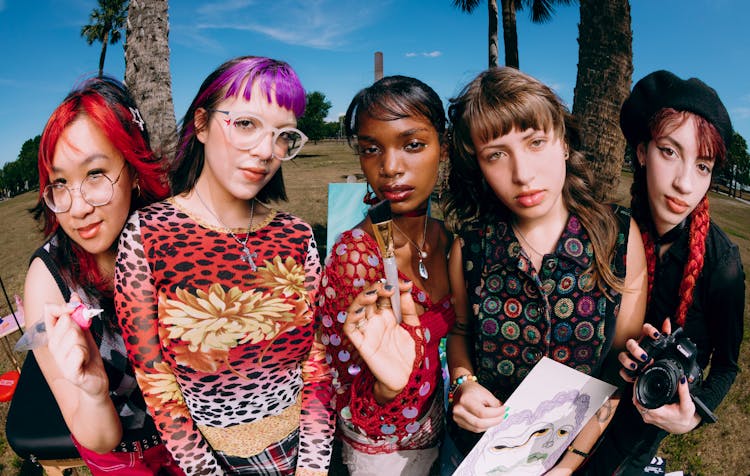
[317,228,455,453]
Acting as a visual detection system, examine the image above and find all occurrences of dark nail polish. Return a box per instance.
[355,307,365,314]
[641,353,648,361]
[630,363,637,369]
[365,289,377,296]
[680,376,686,384]
[403,279,412,285]
[653,331,660,338]
[384,285,394,292]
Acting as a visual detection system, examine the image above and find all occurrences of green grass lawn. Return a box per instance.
[0,141,747,475]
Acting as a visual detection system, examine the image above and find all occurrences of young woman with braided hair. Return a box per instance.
[580,70,745,475]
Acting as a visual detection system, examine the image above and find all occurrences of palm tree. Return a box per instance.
[572,0,633,201]
[124,0,177,160]
[80,0,128,77]
[452,0,574,68]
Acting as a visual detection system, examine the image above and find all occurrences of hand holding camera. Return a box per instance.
[620,324,717,425]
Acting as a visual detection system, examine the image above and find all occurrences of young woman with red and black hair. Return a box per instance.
[25,76,183,475]
[580,70,745,475]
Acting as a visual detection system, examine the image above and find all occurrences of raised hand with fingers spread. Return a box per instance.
[343,280,420,402]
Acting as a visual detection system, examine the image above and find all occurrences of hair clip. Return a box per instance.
[129,107,145,131]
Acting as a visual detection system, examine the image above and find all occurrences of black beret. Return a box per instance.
[620,70,732,149]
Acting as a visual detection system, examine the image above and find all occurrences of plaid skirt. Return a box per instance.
[215,428,299,476]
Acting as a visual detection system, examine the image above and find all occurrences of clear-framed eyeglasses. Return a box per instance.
[208,109,308,160]
[43,163,128,213]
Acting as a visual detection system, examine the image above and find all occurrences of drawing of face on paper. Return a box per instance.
[472,390,590,475]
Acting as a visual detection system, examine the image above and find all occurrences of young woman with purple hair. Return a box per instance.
[114,56,333,475]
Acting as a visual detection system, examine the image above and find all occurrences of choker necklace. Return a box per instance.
[400,207,428,217]
[511,222,544,258]
[194,188,257,271]
[392,216,429,280]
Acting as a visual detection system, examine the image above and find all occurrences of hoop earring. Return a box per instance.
[363,183,379,205]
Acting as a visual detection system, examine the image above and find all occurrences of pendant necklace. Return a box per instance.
[392,215,429,280]
[194,188,257,271]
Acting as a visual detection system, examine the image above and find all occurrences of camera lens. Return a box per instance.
[635,360,681,409]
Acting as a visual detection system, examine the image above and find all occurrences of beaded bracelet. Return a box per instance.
[448,374,477,404]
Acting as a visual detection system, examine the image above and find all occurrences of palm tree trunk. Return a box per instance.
[500,0,519,68]
[572,0,633,201]
[98,31,109,77]
[488,0,500,67]
[124,0,177,161]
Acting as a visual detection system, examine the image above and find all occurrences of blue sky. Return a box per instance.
[1,0,748,166]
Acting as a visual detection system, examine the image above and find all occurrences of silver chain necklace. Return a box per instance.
[392,215,429,280]
[511,222,545,258]
[194,188,257,271]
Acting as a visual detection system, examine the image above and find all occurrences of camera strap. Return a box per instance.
[692,394,718,424]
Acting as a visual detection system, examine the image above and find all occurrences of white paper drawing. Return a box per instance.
[453,357,616,476]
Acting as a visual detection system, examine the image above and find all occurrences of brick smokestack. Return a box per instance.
[374,51,383,82]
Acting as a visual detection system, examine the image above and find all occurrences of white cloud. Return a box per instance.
[196,0,257,16]
[186,0,385,50]
[171,24,225,55]
[405,51,443,58]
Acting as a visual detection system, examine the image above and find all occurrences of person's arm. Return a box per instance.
[622,243,745,434]
[114,212,223,474]
[296,233,335,476]
[447,239,506,433]
[24,258,122,453]
[692,244,744,411]
[546,397,621,475]
[611,217,648,350]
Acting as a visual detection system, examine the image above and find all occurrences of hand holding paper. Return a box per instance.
[453,358,616,476]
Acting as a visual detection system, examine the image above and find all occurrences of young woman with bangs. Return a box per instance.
[114,56,333,475]
[579,70,745,475]
[24,76,183,475]
[442,67,648,474]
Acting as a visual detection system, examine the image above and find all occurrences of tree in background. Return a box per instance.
[722,131,750,198]
[81,0,129,78]
[124,0,177,159]
[297,92,332,143]
[452,0,574,68]
[572,0,633,201]
[0,136,39,197]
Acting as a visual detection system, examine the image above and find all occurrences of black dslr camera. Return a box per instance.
[628,328,717,422]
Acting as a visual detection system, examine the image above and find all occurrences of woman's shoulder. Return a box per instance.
[126,198,179,227]
[705,220,743,271]
[327,228,373,259]
[268,209,315,237]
